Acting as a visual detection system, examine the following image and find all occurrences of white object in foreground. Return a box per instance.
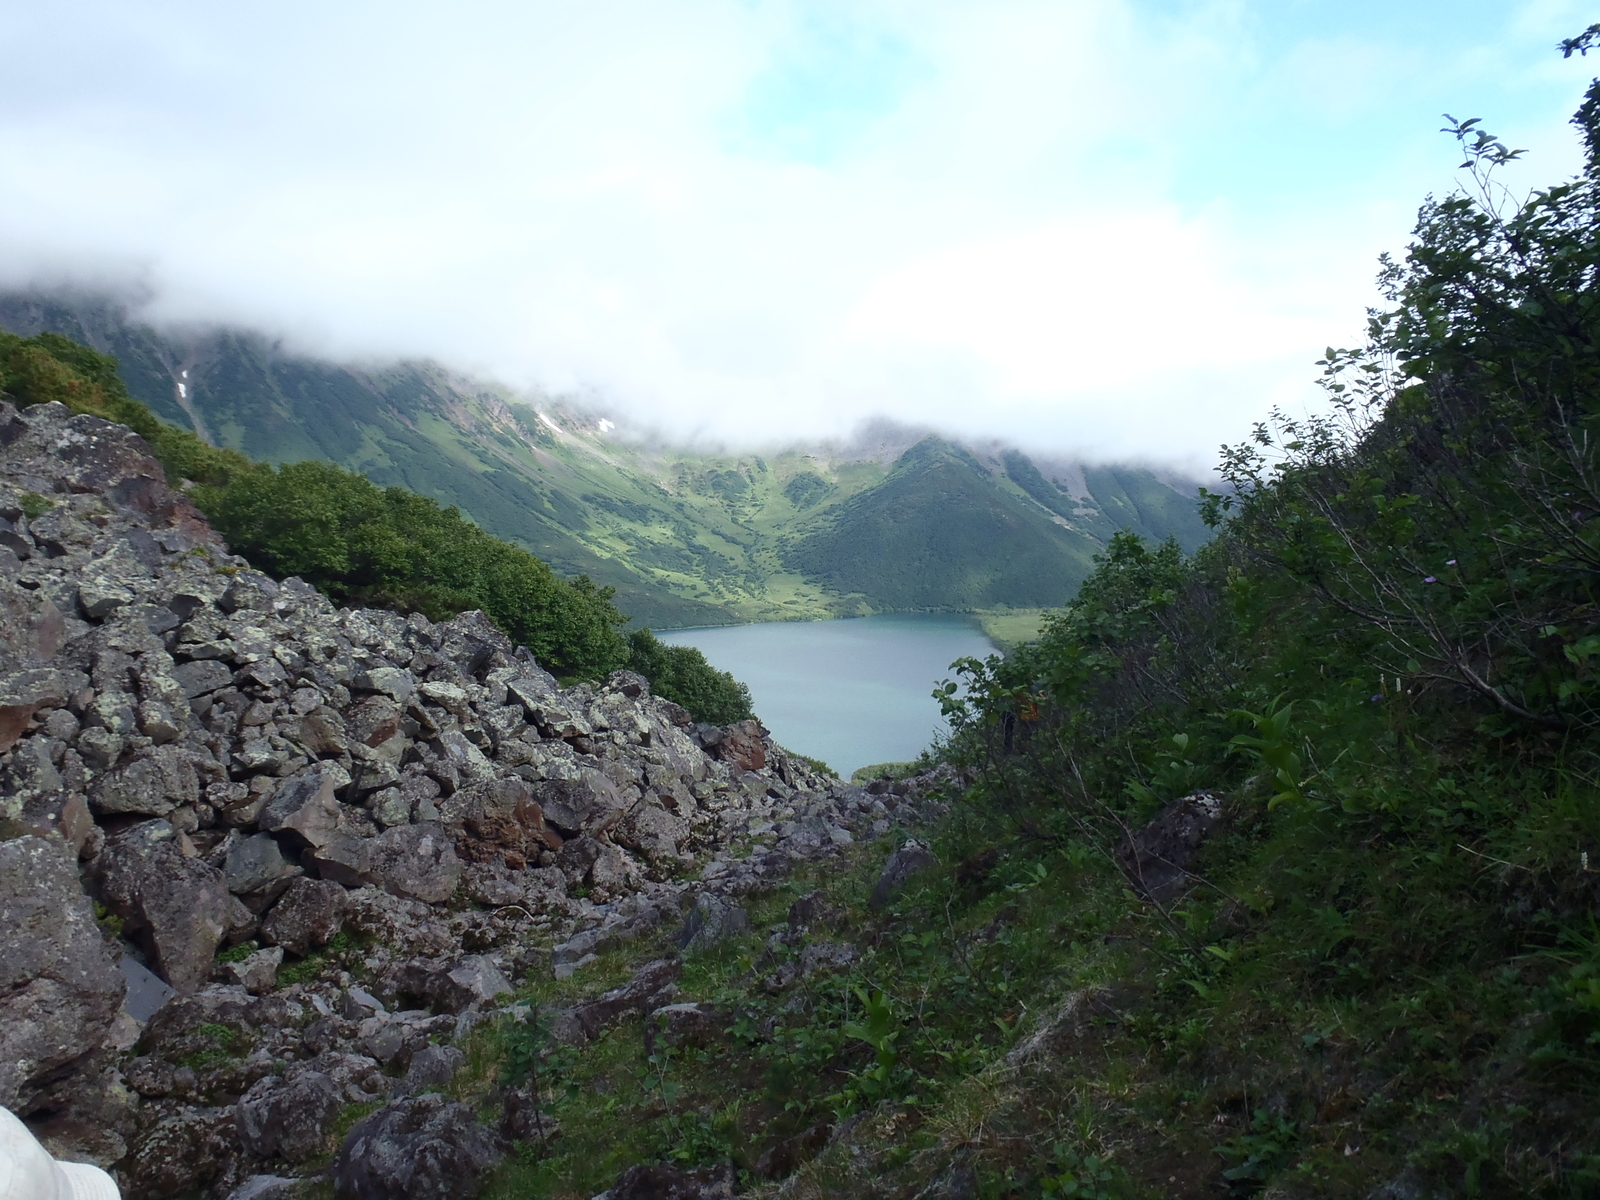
[0,1107,119,1200]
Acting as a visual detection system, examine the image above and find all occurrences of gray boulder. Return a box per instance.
[361,822,461,904]
[533,770,625,836]
[121,1104,239,1200]
[0,836,125,1109]
[1115,790,1225,906]
[95,820,254,993]
[224,833,303,906]
[677,894,750,952]
[220,946,284,994]
[332,1094,506,1200]
[399,1044,465,1095]
[593,1163,734,1200]
[869,839,938,910]
[259,772,341,849]
[236,1066,343,1161]
[260,878,348,956]
[170,657,233,699]
[643,1002,725,1058]
[89,744,201,817]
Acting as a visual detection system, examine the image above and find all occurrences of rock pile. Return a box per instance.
[0,399,950,1198]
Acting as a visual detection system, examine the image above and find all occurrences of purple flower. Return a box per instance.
[1423,576,1437,584]
[1445,559,1457,566]
[1371,694,1384,703]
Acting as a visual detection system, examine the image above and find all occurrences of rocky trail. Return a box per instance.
[0,399,950,1200]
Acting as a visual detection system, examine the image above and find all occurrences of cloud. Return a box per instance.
[0,0,1592,466]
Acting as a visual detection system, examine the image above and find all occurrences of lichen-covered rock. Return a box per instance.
[120,1105,240,1200]
[533,770,625,837]
[361,822,461,904]
[0,836,125,1109]
[869,839,938,911]
[593,1162,735,1200]
[260,877,347,956]
[236,1066,343,1161]
[332,1094,506,1200]
[1115,790,1225,906]
[677,893,750,952]
[95,820,254,993]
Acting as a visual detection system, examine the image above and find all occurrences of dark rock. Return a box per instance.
[0,836,125,1109]
[332,1094,506,1200]
[642,1002,725,1057]
[785,891,843,932]
[381,954,512,1015]
[307,832,370,888]
[236,1066,342,1161]
[119,956,176,1022]
[1115,790,1224,907]
[869,839,938,910]
[594,1162,734,1200]
[94,820,254,993]
[753,1120,832,1181]
[120,1105,239,1200]
[361,821,461,904]
[533,770,625,836]
[399,1044,465,1095]
[499,1086,560,1144]
[224,833,302,902]
[554,958,681,1045]
[677,893,750,952]
[171,658,234,699]
[258,771,341,850]
[555,834,632,899]
[260,878,348,955]
[709,720,766,772]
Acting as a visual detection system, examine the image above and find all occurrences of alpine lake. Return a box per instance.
[657,612,996,778]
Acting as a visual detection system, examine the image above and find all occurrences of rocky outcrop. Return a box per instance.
[0,835,125,1109]
[0,398,948,1194]
[332,1094,506,1200]
[869,839,938,910]
[1115,790,1225,906]
[594,1162,735,1200]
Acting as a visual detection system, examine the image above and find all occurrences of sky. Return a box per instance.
[1,1,1597,471]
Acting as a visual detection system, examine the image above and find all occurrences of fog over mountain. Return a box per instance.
[1,2,1591,469]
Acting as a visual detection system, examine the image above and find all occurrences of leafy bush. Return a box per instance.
[197,460,628,680]
[624,627,752,725]
[918,61,1600,1194]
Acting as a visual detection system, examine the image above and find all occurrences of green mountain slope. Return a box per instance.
[0,291,1210,623]
[785,437,1103,607]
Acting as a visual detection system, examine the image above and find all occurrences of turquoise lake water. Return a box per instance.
[657,613,996,778]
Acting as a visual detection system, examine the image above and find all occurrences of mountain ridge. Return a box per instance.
[0,290,1211,626]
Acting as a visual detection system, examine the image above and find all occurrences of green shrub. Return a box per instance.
[623,627,752,725]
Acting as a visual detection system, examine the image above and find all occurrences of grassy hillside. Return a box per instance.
[784,438,1103,608]
[0,294,1209,624]
[425,72,1600,1200]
